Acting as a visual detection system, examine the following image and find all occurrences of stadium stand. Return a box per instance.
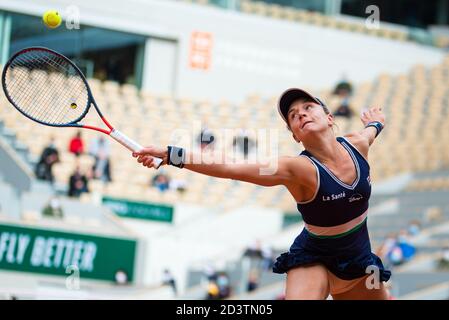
[1,54,448,213]
[179,0,449,49]
[177,0,419,44]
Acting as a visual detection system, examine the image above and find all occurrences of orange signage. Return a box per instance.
[189,31,213,70]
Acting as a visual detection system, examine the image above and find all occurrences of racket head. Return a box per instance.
[1,47,92,127]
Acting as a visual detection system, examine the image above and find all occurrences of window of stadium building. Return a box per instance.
[341,0,444,29]
[6,12,146,86]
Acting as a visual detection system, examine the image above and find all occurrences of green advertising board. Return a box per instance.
[0,222,136,282]
[102,196,174,223]
[282,212,303,229]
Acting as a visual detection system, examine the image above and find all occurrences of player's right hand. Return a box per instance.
[133,146,167,168]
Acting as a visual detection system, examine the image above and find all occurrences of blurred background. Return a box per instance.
[0,0,449,300]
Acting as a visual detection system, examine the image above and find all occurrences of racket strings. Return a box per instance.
[8,54,85,124]
[13,52,87,123]
[4,49,89,125]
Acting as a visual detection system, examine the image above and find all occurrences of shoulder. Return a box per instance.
[280,154,314,168]
[279,155,317,185]
[343,132,370,158]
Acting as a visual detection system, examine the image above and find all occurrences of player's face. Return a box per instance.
[287,100,333,140]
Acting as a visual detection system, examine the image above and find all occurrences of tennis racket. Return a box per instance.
[1,47,163,168]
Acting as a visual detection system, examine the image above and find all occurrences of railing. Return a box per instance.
[0,134,33,194]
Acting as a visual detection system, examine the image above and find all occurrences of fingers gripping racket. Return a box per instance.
[1,47,163,168]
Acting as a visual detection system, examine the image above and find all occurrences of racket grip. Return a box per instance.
[110,129,163,169]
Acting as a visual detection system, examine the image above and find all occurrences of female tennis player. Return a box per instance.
[133,88,391,300]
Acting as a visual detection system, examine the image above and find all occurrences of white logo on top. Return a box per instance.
[349,193,364,203]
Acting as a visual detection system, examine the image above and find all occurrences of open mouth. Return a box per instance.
[301,121,312,129]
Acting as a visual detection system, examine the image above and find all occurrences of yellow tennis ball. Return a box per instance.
[70,103,78,109]
[43,10,62,29]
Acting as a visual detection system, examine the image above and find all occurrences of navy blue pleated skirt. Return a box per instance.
[273,221,391,282]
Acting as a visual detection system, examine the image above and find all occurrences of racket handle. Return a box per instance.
[110,129,163,169]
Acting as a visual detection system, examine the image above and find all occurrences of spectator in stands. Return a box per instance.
[68,166,89,198]
[387,244,404,266]
[68,131,85,157]
[35,137,60,183]
[377,233,397,267]
[378,232,415,267]
[333,75,353,96]
[42,196,64,218]
[333,75,353,119]
[381,230,416,267]
[438,247,449,270]
[162,269,177,296]
[407,220,421,236]
[89,137,112,182]
[206,281,220,300]
[216,272,231,299]
[247,269,260,292]
[243,239,263,259]
[151,172,171,192]
[106,57,122,83]
[203,263,217,282]
[396,229,416,263]
[133,88,390,299]
[261,244,274,271]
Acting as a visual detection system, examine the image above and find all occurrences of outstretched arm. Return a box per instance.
[344,106,386,159]
[132,147,311,187]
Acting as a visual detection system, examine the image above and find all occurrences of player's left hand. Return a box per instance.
[361,107,385,127]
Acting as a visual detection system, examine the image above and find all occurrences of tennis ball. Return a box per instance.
[43,10,62,29]
[70,103,77,109]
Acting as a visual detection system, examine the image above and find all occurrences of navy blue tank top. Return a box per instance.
[297,137,371,227]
